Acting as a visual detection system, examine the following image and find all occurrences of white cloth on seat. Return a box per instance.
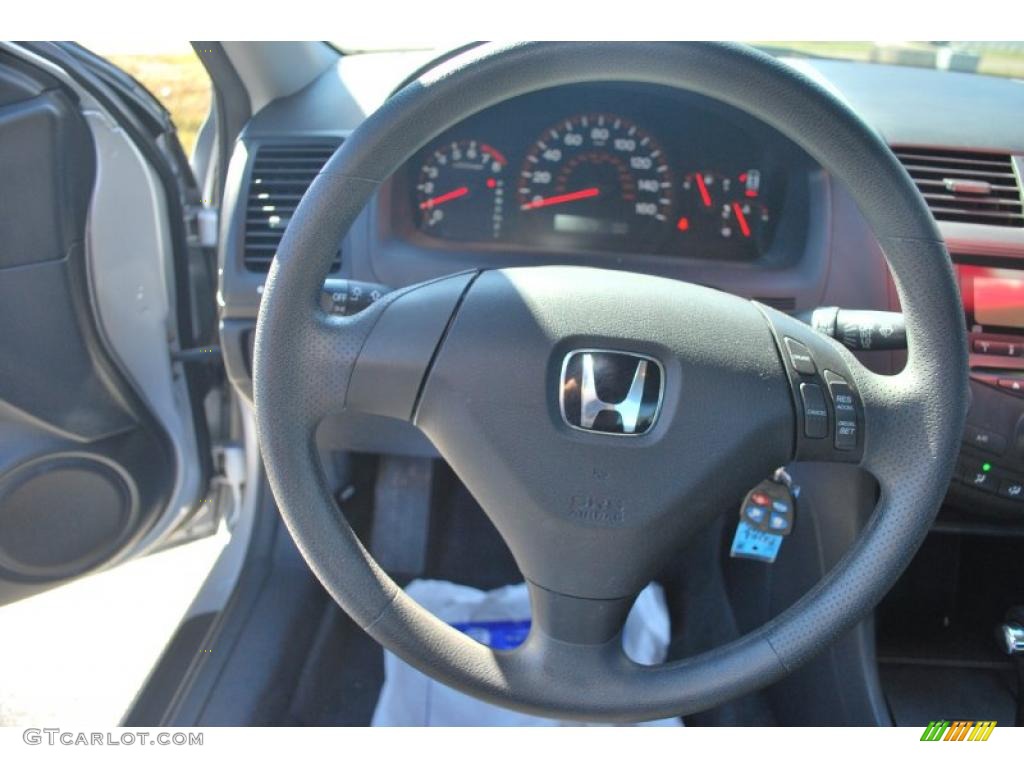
[371,580,682,726]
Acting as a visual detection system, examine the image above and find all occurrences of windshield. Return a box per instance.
[333,41,1024,80]
[755,41,1023,78]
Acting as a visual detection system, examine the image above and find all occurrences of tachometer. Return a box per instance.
[517,114,673,250]
[416,140,507,241]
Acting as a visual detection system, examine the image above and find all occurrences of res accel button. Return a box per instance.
[784,337,817,375]
[799,382,829,439]
[824,370,858,450]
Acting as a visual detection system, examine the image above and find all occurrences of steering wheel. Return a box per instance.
[253,42,968,722]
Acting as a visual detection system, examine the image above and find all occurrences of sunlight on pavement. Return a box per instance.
[0,531,227,726]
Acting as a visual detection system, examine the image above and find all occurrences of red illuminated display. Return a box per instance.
[960,265,1024,330]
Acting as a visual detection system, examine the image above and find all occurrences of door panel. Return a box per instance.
[0,49,191,604]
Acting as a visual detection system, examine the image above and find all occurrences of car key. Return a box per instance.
[730,472,798,563]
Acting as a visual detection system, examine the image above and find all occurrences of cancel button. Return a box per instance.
[799,382,829,439]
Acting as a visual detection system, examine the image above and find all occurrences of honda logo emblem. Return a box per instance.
[559,350,664,436]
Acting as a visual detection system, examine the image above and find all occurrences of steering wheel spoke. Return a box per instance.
[264,271,477,426]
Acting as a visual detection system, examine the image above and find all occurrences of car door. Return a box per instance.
[0,42,222,605]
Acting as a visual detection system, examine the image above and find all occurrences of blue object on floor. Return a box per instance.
[450,619,531,650]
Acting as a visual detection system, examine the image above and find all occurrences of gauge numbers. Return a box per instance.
[517,114,674,248]
[416,140,507,241]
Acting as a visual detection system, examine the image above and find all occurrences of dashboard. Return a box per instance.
[394,84,811,264]
[219,48,1024,529]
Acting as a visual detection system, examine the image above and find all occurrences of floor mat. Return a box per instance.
[880,664,1017,726]
[288,606,384,726]
[371,580,682,726]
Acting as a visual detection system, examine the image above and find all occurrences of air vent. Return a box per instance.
[892,146,1023,228]
[243,140,343,271]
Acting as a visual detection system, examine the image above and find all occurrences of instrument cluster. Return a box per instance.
[402,84,806,261]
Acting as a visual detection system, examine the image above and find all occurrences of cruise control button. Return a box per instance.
[799,382,829,439]
[824,371,858,450]
[963,425,1007,455]
[999,478,1024,501]
[784,337,817,375]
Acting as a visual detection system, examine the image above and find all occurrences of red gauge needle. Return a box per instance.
[419,186,469,210]
[695,174,712,208]
[521,187,600,211]
[732,202,751,238]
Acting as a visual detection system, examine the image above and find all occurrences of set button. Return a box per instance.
[824,371,858,450]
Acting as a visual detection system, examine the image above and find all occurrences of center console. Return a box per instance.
[945,259,1024,524]
[876,256,1024,726]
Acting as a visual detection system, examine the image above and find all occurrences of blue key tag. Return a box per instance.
[731,520,784,562]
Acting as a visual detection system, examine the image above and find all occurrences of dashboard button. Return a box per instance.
[784,337,817,375]
[799,382,828,439]
[973,339,1012,356]
[997,378,1024,396]
[999,478,1024,502]
[963,425,1007,455]
[965,469,999,494]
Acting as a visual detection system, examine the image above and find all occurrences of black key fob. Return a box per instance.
[739,479,795,536]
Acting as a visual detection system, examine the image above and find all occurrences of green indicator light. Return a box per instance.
[982,462,992,473]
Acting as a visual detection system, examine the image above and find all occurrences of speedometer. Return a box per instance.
[517,114,673,250]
